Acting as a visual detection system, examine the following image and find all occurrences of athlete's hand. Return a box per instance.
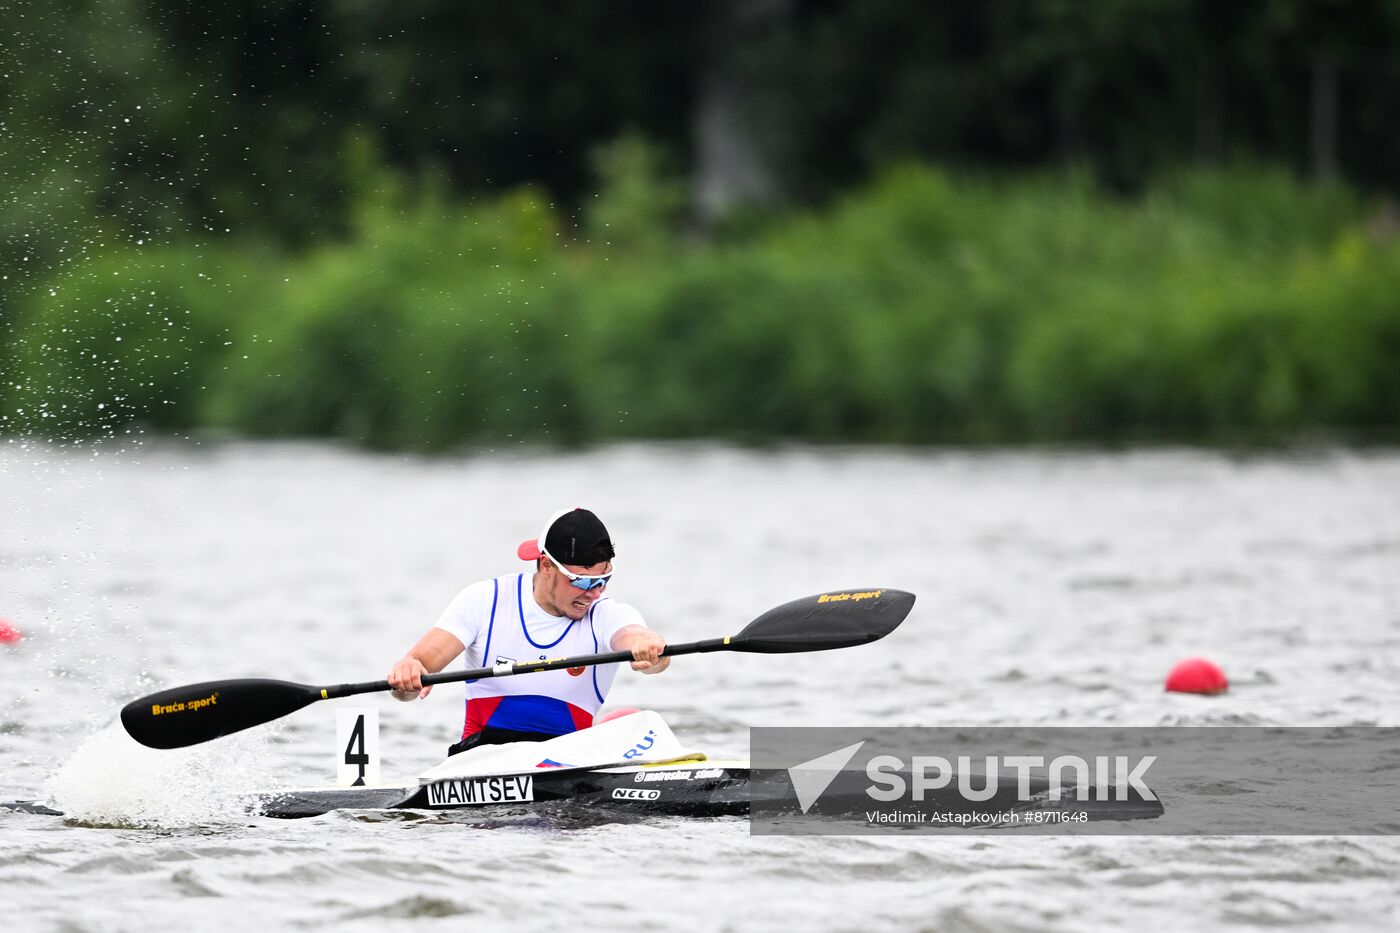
[388,656,433,700]
[628,631,670,674]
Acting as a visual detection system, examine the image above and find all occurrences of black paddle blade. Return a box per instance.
[120,678,323,749]
[731,588,915,653]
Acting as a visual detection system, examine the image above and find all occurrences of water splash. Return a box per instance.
[45,723,292,828]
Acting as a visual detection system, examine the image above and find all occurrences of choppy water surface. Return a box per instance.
[3,441,1400,931]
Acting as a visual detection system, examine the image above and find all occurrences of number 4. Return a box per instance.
[344,714,369,786]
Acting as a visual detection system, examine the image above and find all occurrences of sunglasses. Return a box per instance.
[543,550,614,591]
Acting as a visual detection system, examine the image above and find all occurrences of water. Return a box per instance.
[3,440,1400,931]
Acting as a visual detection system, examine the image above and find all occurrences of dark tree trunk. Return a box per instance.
[1310,57,1339,182]
[1195,55,1225,164]
[693,0,789,222]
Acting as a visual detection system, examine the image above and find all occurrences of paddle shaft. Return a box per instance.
[320,637,731,700]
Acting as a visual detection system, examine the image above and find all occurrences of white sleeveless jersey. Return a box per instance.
[432,572,642,738]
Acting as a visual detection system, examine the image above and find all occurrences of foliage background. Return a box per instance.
[3,0,1399,447]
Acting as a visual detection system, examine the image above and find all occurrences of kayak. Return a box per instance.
[1,712,1165,824]
[259,757,753,819]
[266,710,748,819]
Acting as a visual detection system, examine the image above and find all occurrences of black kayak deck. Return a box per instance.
[258,762,753,819]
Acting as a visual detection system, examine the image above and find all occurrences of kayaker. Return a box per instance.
[387,507,669,755]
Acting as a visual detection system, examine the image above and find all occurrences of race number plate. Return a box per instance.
[336,708,380,787]
[425,775,535,807]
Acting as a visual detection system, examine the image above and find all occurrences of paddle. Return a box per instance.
[120,587,915,750]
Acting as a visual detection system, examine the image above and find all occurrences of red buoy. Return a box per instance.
[1165,657,1228,695]
[0,620,21,645]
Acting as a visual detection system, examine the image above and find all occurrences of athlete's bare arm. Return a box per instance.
[387,628,466,700]
[612,625,670,675]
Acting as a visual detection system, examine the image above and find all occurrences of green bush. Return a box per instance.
[1,244,269,439]
[5,162,1397,447]
[202,186,580,448]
